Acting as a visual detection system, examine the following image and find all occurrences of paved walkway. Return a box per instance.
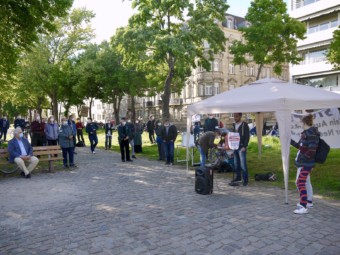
[0,147,339,255]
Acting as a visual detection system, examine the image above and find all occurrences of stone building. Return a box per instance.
[134,14,289,130]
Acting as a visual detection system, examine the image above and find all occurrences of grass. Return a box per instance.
[1,129,339,200]
[94,130,340,200]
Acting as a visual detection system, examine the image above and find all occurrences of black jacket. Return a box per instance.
[204,118,218,132]
[160,125,178,142]
[232,122,250,149]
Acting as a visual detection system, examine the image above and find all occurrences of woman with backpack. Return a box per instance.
[290,114,319,214]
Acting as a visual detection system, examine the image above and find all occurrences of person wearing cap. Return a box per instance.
[8,127,39,178]
[118,117,132,162]
[85,118,99,154]
[196,130,220,167]
[203,114,218,132]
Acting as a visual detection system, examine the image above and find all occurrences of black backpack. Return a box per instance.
[315,138,330,164]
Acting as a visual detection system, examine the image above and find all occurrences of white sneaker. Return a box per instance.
[92,151,96,154]
[294,207,308,214]
[296,202,313,208]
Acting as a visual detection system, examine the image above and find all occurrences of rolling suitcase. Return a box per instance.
[195,166,213,195]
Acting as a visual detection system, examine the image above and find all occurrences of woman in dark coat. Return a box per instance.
[134,119,144,153]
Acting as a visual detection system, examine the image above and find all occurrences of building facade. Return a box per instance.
[135,14,289,129]
[289,0,340,93]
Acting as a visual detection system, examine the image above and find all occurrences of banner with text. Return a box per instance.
[291,108,340,148]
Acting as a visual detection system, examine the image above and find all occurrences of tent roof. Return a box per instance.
[187,78,340,115]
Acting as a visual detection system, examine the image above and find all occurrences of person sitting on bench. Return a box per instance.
[8,127,39,178]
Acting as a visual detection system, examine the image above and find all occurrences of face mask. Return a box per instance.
[209,116,213,119]
[71,118,74,121]
[127,120,131,123]
[3,117,6,120]
[17,116,21,119]
[63,121,68,126]
[50,118,54,122]
[136,121,139,124]
[19,133,23,138]
[88,120,92,123]
[36,116,40,120]
[122,122,126,125]
[164,124,169,127]
[157,123,161,126]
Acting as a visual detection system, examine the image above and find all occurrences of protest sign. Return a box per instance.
[291,108,340,148]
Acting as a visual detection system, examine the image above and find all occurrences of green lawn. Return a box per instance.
[94,129,340,200]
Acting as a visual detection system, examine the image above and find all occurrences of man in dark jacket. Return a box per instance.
[204,114,218,132]
[31,114,45,146]
[0,116,10,141]
[118,117,132,162]
[231,113,250,186]
[104,119,114,150]
[85,118,98,154]
[160,119,177,165]
[146,115,155,144]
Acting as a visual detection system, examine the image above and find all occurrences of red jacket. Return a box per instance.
[31,121,45,134]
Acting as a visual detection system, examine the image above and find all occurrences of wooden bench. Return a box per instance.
[33,145,63,172]
[0,145,63,174]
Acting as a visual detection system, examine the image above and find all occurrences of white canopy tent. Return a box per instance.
[186,78,340,203]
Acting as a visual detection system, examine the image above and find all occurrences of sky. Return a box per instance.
[72,0,288,44]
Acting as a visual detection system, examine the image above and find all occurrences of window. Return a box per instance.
[97,104,101,110]
[229,84,235,90]
[214,82,220,95]
[309,49,327,63]
[227,18,233,29]
[250,66,255,76]
[199,85,204,96]
[229,64,235,74]
[205,85,213,95]
[211,60,219,71]
[245,66,250,76]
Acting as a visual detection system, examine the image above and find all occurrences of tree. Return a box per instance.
[117,0,229,119]
[229,0,306,80]
[16,8,95,119]
[326,26,340,70]
[0,0,73,84]
[74,44,104,119]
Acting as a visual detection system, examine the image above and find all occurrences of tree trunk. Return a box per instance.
[161,55,175,120]
[256,63,264,81]
[52,88,58,119]
[89,98,93,119]
[131,96,136,123]
[113,95,122,125]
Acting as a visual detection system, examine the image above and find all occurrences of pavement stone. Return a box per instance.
[0,146,339,255]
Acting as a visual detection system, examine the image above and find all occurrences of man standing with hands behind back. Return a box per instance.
[231,113,250,186]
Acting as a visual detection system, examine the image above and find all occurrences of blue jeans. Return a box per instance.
[234,148,248,182]
[62,147,74,166]
[163,141,174,163]
[197,145,206,167]
[89,134,98,152]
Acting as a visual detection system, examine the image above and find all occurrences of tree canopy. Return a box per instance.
[0,0,73,84]
[229,0,306,80]
[327,26,340,70]
[117,0,229,119]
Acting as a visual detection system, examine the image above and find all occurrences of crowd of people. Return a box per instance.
[2,113,180,177]
[2,111,319,214]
